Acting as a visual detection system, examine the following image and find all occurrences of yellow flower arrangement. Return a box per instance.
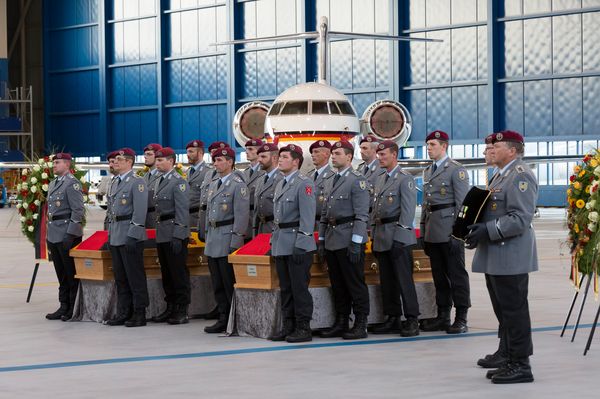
[579,170,586,178]
[576,199,586,209]
[575,224,580,233]
[574,165,582,173]
[591,159,599,168]
[573,181,582,190]
[586,186,591,194]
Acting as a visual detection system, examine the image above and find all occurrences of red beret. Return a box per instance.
[211,147,235,161]
[280,144,303,158]
[360,135,378,145]
[376,140,399,153]
[208,141,230,151]
[143,143,162,152]
[426,130,449,142]
[257,143,279,154]
[332,140,354,151]
[117,148,136,157]
[155,147,175,157]
[186,140,204,149]
[492,130,524,144]
[309,140,332,152]
[106,151,118,161]
[484,134,495,145]
[245,139,264,147]
[54,152,72,161]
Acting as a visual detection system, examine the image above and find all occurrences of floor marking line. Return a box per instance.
[0,323,594,373]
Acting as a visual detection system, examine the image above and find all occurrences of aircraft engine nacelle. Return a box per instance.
[232,101,271,147]
[360,100,412,148]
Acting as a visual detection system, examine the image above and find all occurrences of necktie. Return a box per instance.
[264,174,269,185]
[313,171,318,181]
[384,173,390,184]
[159,176,164,185]
[217,179,223,189]
[333,173,341,186]
[189,167,195,177]
[249,168,254,178]
[432,163,437,173]
[282,179,287,189]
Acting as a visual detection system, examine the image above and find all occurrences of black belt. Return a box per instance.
[200,205,207,211]
[209,219,234,228]
[147,206,156,213]
[275,221,300,229]
[115,214,132,222]
[48,214,69,222]
[258,215,274,223]
[315,215,321,222]
[158,214,175,221]
[426,203,454,212]
[189,206,199,213]
[327,215,355,227]
[373,214,400,225]
[249,205,255,211]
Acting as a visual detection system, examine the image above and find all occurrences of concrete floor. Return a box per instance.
[1,206,599,398]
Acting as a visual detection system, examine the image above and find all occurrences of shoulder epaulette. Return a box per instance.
[515,165,525,174]
[233,176,243,183]
[351,169,362,177]
[297,174,308,181]
[451,159,462,166]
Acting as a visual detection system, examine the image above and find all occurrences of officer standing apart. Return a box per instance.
[105,148,149,327]
[151,147,191,325]
[204,146,249,334]
[45,153,84,321]
[420,130,471,334]
[142,143,163,229]
[243,139,265,241]
[253,143,283,236]
[269,144,316,343]
[318,140,370,340]
[185,139,212,231]
[370,141,420,337]
[308,140,334,231]
[466,131,537,384]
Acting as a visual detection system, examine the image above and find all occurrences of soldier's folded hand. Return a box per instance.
[292,247,306,263]
[347,242,362,264]
[62,233,77,251]
[125,236,138,252]
[171,238,183,254]
[465,223,487,249]
[317,242,326,259]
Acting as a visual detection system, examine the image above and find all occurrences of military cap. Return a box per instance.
[186,139,204,149]
[54,152,72,160]
[484,134,495,145]
[376,140,399,153]
[155,147,175,158]
[257,143,279,154]
[244,138,264,147]
[143,143,162,152]
[425,130,449,142]
[211,146,235,161]
[332,140,354,151]
[106,151,118,161]
[309,139,332,153]
[208,141,230,151]
[117,148,136,157]
[280,144,303,158]
[359,135,378,145]
[492,130,524,144]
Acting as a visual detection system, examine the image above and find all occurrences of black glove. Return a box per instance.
[347,242,362,264]
[417,237,425,250]
[292,247,306,263]
[317,242,326,259]
[171,238,183,254]
[62,233,77,251]
[465,223,487,249]
[125,236,138,252]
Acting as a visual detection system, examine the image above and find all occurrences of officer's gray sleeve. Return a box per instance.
[486,171,538,241]
[351,177,370,242]
[317,180,330,240]
[128,179,148,240]
[231,182,250,249]
[173,180,190,240]
[452,166,470,216]
[66,179,85,237]
[295,180,317,251]
[252,183,260,230]
[394,175,417,245]
[419,171,427,235]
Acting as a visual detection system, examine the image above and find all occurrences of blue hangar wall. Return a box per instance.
[43,0,600,206]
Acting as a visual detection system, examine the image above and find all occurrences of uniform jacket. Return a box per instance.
[420,157,470,243]
[107,170,148,246]
[186,161,213,230]
[472,159,539,275]
[46,173,85,243]
[308,164,335,230]
[371,166,417,252]
[204,173,250,258]
[242,164,265,238]
[318,168,370,251]
[359,159,386,213]
[253,169,284,235]
[153,170,190,243]
[144,169,162,228]
[197,168,219,241]
[271,171,317,256]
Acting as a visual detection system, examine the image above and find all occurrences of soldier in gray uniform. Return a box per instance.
[185,139,213,230]
[45,153,85,321]
[370,141,420,337]
[102,150,118,231]
[420,130,471,334]
[243,139,266,241]
[151,147,191,325]
[253,143,283,236]
[466,131,537,384]
[204,146,250,333]
[358,135,386,207]
[308,140,334,231]
[269,144,316,343]
[142,143,163,229]
[105,148,149,327]
[317,140,370,340]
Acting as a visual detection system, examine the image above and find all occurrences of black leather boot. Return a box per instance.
[46,303,69,320]
[286,320,313,343]
[342,314,368,340]
[125,308,147,327]
[400,317,420,337]
[447,308,468,334]
[167,304,189,325]
[106,309,132,326]
[420,308,451,332]
[269,319,295,341]
[319,314,349,338]
[204,314,228,333]
[371,316,403,334]
[491,360,534,384]
[478,350,508,369]
[195,306,219,320]
[152,303,174,323]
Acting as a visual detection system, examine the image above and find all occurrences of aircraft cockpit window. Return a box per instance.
[336,101,355,115]
[280,101,308,115]
[311,101,329,114]
[269,102,284,116]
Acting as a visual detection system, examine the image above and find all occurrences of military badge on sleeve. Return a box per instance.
[138,184,145,192]
[241,187,248,197]
[458,171,466,180]
[73,183,80,190]
[305,185,313,196]
[179,184,186,192]
[408,180,415,190]
[518,181,528,192]
[359,181,367,190]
